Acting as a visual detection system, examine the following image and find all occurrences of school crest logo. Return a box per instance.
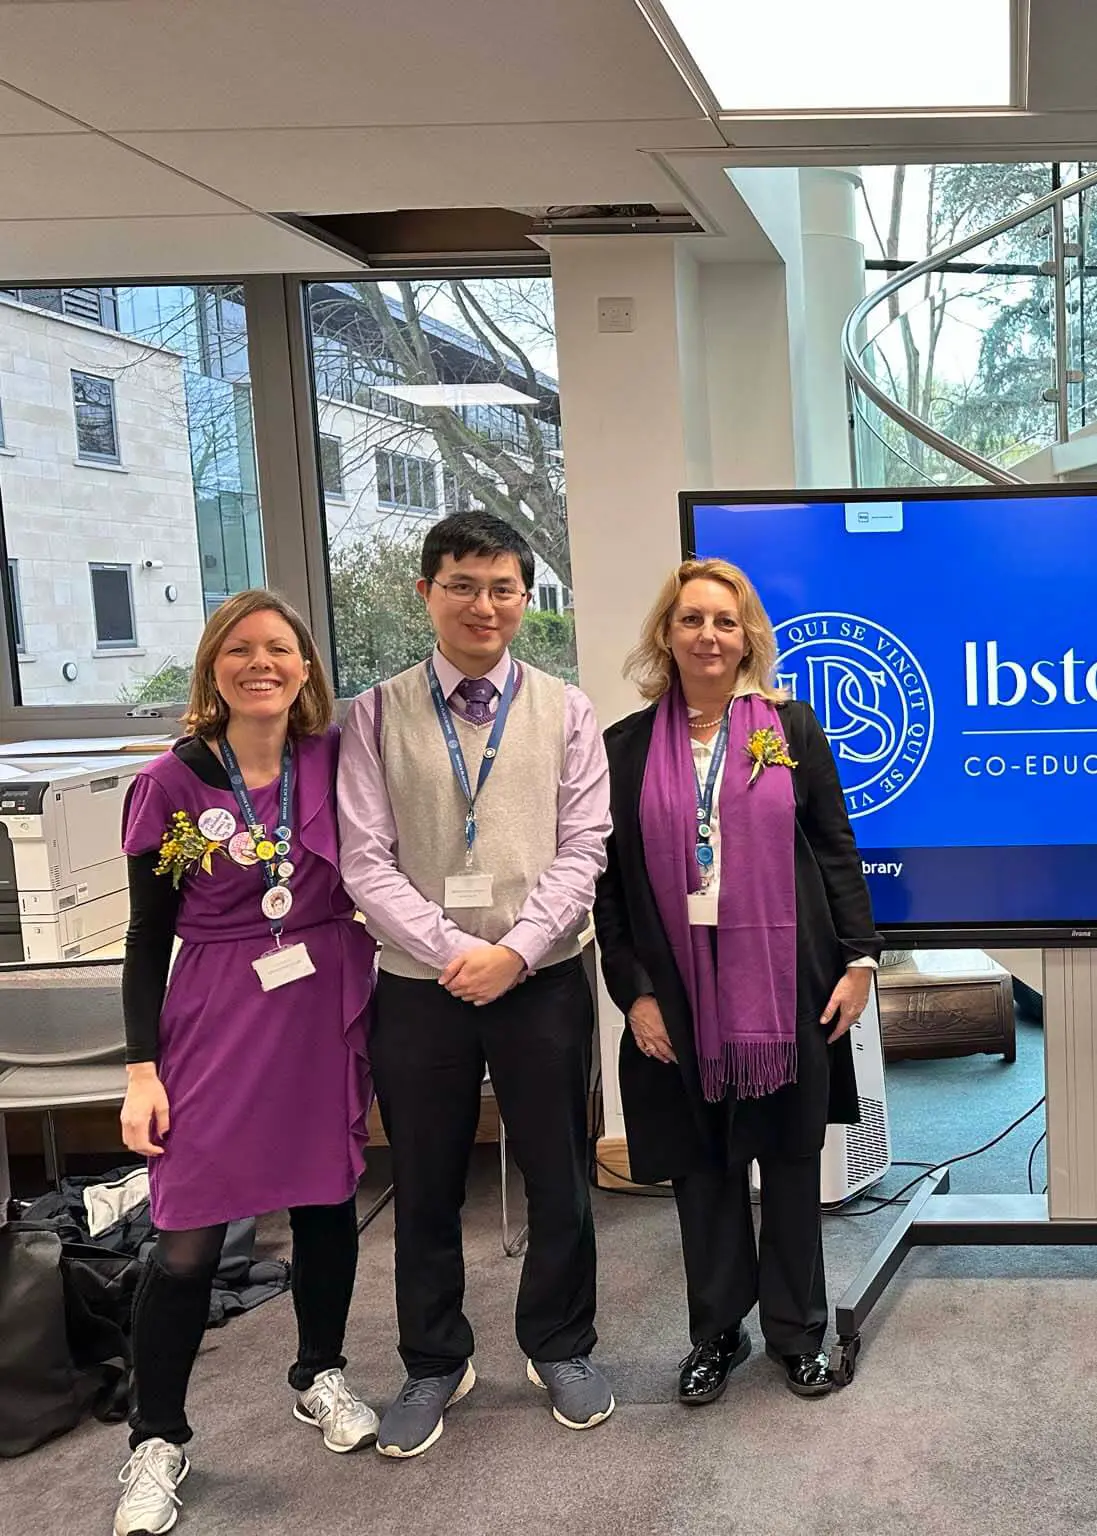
[773,613,934,818]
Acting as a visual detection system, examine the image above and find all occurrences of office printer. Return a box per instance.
[0,755,143,962]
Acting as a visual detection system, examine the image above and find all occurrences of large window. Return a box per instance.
[854,161,1097,483]
[72,371,120,463]
[0,283,263,705]
[307,275,575,696]
[90,563,136,648]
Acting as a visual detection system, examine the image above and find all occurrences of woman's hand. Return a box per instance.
[820,966,873,1044]
[628,995,677,1064]
[120,1064,171,1156]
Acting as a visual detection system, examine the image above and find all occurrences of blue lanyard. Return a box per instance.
[427,660,516,861]
[219,737,293,898]
[693,708,730,864]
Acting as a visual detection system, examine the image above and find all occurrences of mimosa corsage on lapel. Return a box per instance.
[154,811,228,888]
[745,726,797,786]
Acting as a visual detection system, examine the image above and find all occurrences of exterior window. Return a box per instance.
[90,563,136,647]
[7,559,23,651]
[375,449,438,512]
[72,371,120,462]
[319,434,345,497]
[538,584,560,613]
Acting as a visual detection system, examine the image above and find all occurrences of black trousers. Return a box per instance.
[672,1153,827,1356]
[371,957,596,1377]
[128,1198,359,1449]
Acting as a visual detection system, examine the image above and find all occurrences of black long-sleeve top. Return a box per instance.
[121,737,233,1064]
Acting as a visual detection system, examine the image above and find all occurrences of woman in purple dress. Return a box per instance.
[111,590,376,1536]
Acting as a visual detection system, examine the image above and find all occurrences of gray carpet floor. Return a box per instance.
[6,1011,1096,1536]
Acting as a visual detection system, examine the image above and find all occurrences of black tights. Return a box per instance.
[128,1198,359,1450]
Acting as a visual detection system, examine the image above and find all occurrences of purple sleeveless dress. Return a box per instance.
[122,726,375,1230]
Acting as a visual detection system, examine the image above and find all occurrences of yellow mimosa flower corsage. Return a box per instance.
[745,727,798,786]
[154,811,227,888]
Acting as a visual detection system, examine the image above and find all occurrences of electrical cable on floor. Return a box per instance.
[831,1096,1047,1218]
[1027,1130,1048,1195]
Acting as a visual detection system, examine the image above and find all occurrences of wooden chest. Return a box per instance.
[877,949,1017,1064]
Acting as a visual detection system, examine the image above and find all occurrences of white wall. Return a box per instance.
[551,225,804,1144]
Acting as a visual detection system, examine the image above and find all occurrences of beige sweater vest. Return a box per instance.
[376,661,581,979]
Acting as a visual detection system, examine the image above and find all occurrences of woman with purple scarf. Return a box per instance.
[594,559,881,1405]
[110,590,377,1536]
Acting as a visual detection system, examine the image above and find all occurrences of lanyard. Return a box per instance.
[693,706,730,879]
[427,660,516,865]
[219,737,294,935]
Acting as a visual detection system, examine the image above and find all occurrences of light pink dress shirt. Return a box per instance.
[337,647,610,973]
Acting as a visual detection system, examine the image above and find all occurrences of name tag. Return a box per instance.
[444,873,494,909]
[252,941,316,992]
[686,889,719,927]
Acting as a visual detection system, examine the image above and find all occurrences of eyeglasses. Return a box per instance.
[431,579,529,607]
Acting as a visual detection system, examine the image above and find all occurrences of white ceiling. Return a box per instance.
[0,0,1095,281]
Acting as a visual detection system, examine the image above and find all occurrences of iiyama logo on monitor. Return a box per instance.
[773,613,935,819]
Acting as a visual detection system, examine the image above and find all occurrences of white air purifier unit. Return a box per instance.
[750,977,891,1206]
[821,977,891,1207]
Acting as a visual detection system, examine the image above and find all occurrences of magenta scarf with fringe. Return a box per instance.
[639,683,798,1102]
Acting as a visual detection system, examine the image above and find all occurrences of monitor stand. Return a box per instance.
[827,947,1097,1387]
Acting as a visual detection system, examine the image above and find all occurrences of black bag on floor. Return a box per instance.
[0,1218,140,1458]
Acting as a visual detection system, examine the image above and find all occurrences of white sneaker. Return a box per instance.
[113,1438,189,1535]
[293,1368,380,1452]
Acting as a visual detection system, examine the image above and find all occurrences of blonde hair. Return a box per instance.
[624,558,787,703]
[181,588,334,739]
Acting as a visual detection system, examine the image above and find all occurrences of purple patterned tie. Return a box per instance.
[455,676,496,726]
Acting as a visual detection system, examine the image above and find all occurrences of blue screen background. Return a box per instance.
[690,494,1097,928]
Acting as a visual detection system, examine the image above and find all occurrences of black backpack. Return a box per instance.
[0,1216,139,1457]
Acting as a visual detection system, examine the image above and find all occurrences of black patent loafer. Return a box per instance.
[677,1326,751,1405]
[764,1344,834,1398]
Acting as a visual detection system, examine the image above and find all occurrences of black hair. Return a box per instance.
[420,512,535,592]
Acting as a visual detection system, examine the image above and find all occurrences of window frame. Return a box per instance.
[89,562,138,649]
[7,558,23,652]
[71,368,121,465]
[0,264,551,735]
[375,447,439,513]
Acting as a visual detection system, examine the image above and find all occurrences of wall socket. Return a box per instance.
[597,297,635,334]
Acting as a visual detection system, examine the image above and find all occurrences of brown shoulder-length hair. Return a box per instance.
[624,558,787,703]
[180,588,334,739]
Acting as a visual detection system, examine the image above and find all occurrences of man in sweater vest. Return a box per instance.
[338,511,613,1458]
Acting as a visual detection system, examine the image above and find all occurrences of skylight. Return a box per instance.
[658,0,1014,112]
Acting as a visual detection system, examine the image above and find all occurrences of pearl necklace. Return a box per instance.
[688,701,732,731]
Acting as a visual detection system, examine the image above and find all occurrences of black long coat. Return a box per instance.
[593,699,883,1185]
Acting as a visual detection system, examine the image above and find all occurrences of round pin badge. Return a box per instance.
[228,830,259,867]
[274,840,290,857]
[254,839,276,862]
[274,825,291,841]
[277,860,294,881]
[695,844,715,868]
[483,747,497,759]
[261,885,293,921]
[197,807,236,843]
[698,823,712,840]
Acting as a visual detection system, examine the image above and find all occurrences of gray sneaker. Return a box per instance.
[527,1355,615,1430]
[113,1438,189,1535]
[376,1361,476,1459]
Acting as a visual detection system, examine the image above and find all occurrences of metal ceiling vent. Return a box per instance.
[529,204,702,236]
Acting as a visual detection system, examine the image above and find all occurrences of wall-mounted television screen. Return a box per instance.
[682,486,1097,947]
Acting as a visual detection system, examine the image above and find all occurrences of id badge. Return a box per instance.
[252,941,316,992]
[444,873,494,909]
[686,889,719,927]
